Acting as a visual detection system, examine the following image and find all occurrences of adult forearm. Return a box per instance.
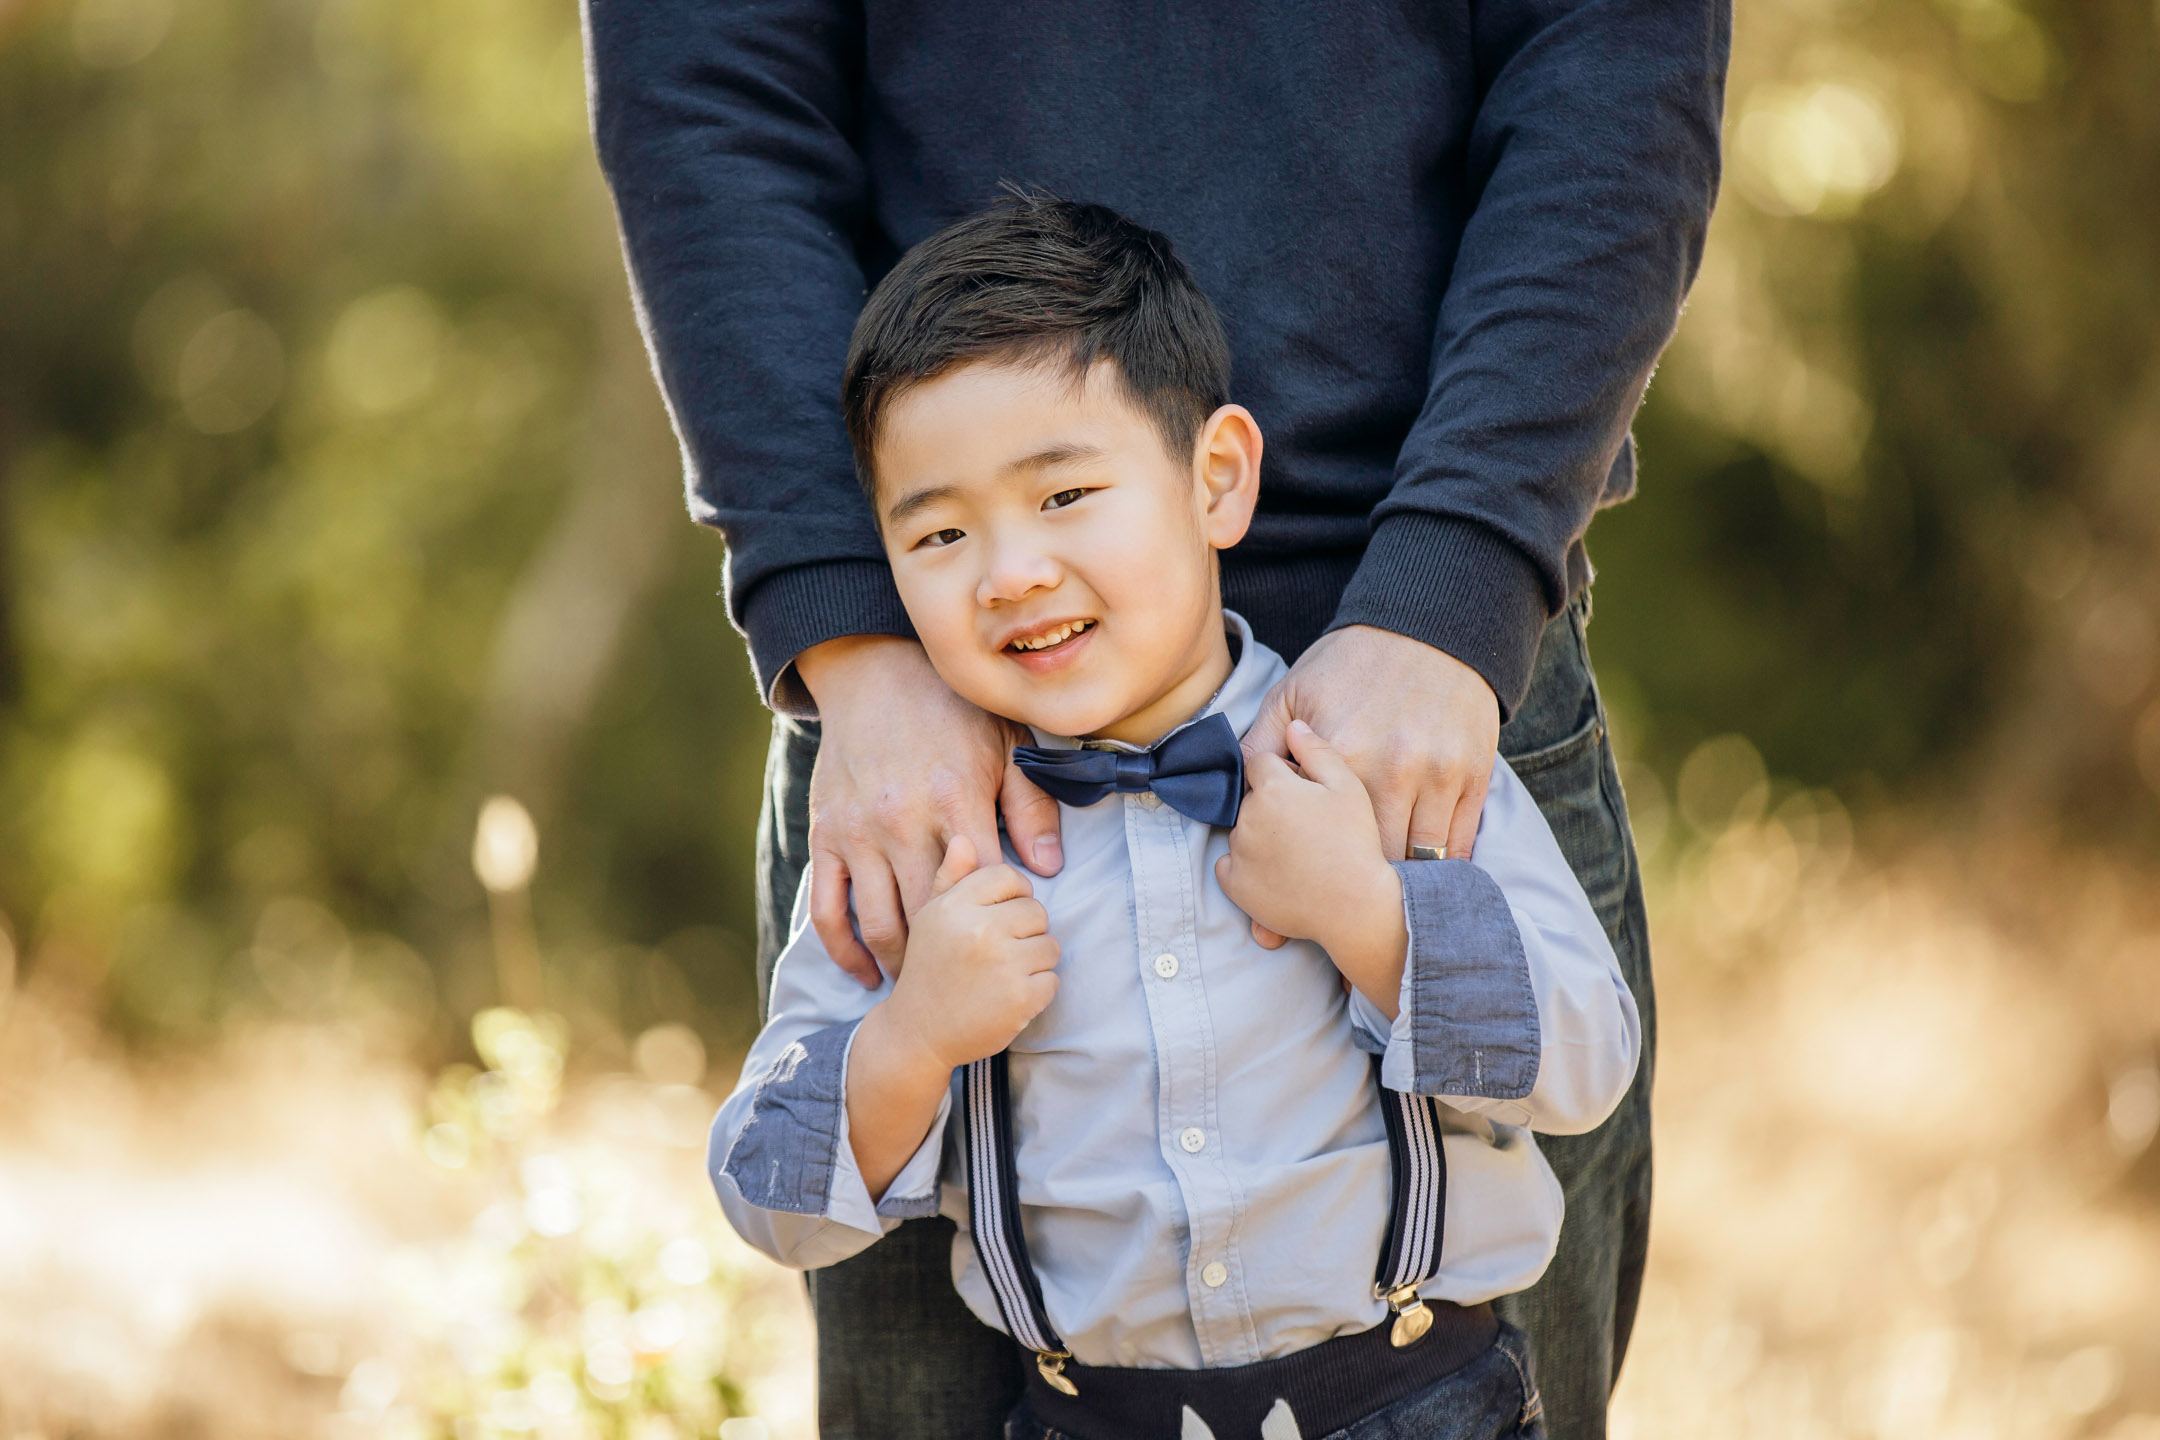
[750,566,919,718]
[584,0,900,708]
[1331,516,1550,721]
[1344,0,1729,715]
[796,632,932,714]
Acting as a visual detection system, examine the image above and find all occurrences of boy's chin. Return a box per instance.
[994,690,1127,742]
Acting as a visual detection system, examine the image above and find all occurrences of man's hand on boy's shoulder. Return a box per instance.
[797,635,1065,987]
[1243,624,1499,871]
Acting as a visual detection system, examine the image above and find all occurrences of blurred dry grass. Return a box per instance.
[0,989,815,1440]
[7,787,2160,1438]
[1610,833,2160,1435]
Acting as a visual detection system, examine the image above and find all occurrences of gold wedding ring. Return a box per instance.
[1408,844,1447,862]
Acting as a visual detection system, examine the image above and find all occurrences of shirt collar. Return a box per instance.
[1025,610,1285,752]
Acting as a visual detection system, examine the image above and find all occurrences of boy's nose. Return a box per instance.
[977,542,1061,606]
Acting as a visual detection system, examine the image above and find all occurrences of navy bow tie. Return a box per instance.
[1011,711,1244,828]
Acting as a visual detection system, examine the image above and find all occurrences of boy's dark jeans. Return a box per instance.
[753,592,1654,1440]
[1005,1321,1545,1440]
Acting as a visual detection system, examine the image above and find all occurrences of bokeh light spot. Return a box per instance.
[72,0,174,69]
[2108,1065,2160,1157]
[474,796,539,893]
[2051,1344,2124,1416]
[176,309,285,434]
[327,285,445,415]
[424,1123,472,1169]
[2074,595,2157,707]
[1675,734,1769,835]
[1735,81,1901,218]
[659,1237,711,1287]
[635,1023,707,1088]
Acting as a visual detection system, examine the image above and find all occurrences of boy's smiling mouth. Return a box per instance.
[1002,617,1098,667]
[1008,618,1095,652]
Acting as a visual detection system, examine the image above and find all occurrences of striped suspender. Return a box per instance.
[961,1053,1077,1393]
[1371,1060,1450,1347]
[961,1051,1451,1394]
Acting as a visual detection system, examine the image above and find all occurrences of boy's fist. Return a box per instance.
[1215,720,1409,1014]
[882,835,1061,1071]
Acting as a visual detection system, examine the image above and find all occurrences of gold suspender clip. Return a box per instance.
[1036,1349,1079,1396]
[1383,1283,1434,1348]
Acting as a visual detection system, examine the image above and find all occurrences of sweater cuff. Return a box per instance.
[742,561,917,718]
[1328,514,1553,720]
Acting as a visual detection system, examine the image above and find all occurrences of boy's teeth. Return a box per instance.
[1013,620,1091,652]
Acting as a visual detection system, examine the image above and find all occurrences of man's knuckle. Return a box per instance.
[926,766,976,815]
[1368,739,1412,779]
[826,802,872,848]
[868,786,914,832]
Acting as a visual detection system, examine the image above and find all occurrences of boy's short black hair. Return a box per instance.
[843,191,1231,496]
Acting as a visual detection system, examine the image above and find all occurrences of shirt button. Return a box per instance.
[1201,1261,1228,1288]
[1179,1127,1206,1154]
[1153,953,1180,979]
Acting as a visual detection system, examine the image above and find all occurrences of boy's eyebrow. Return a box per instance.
[1001,442,1108,475]
[885,483,961,526]
[884,444,1109,525]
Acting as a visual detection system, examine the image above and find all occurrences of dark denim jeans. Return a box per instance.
[1004,1323,1545,1440]
[754,592,1654,1440]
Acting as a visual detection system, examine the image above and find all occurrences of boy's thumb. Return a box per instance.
[931,833,978,896]
[1285,718,1356,790]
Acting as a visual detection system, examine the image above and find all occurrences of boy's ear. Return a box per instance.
[1193,404,1262,551]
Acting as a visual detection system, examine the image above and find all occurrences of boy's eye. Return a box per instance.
[1044,487,1091,511]
[915,527,966,550]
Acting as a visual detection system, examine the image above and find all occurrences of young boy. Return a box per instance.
[710,196,1640,1440]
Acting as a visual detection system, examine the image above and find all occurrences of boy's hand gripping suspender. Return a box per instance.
[962,1052,1450,1395]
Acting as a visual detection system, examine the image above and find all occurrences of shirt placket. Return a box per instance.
[1124,792,1255,1366]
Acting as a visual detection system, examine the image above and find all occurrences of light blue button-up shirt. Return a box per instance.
[711,614,1639,1370]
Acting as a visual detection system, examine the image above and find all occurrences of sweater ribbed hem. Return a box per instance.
[1329,514,1554,720]
[741,560,916,717]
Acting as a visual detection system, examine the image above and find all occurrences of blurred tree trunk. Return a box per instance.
[462,298,683,833]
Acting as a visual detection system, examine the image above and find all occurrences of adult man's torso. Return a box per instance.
[848,1,1618,658]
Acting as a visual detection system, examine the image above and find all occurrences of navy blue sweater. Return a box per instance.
[587,0,1728,716]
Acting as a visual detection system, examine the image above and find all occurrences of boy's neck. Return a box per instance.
[1083,608,1236,747]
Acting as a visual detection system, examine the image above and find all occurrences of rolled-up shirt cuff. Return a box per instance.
[1376,858,1541,1101]
[716,1018,948,1228]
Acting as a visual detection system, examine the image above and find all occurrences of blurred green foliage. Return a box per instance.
[0,0,770,1049]
[2,0,2157,1047]
[1592,0,2160,831]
